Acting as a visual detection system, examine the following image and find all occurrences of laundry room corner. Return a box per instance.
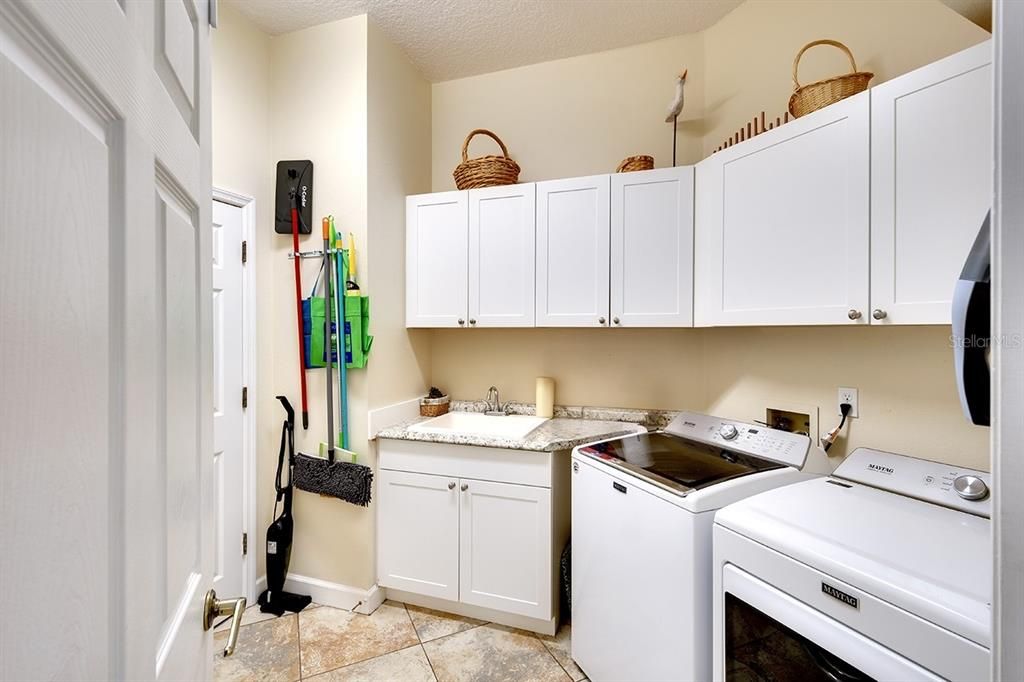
[212,8,432,606]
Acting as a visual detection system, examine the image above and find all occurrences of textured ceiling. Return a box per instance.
[227,0,991,83]
[227,0,743,81]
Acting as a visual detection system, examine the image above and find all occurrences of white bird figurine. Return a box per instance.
[664,69,688,123]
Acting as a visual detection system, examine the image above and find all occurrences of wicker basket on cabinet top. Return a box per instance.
[453,129,521,190]
[788,40,873,118]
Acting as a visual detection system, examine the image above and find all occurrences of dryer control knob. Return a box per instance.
[953,475,989,501]
[719,424,739,440]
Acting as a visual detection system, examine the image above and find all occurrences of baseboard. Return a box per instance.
[254,573,384,614]
[368,396,422,437]
[384,588,558,636]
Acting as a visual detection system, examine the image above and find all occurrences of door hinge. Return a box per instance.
[242,386,248,409]
[241,240,247,264]
[242,532,248,556]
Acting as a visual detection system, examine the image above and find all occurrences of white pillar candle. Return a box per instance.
[536,377,555,418]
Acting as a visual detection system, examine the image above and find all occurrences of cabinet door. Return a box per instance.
[459,479,552,620]
[870,42,992,324]
[469,184,536,327]
[536,175,611,327]
[611,167,694,327]
[694,92,870,326]
[377,469,460,601]
[406,191,468,327]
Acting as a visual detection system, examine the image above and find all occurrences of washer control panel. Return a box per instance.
[834,448,991,517]
[665,411,810,469]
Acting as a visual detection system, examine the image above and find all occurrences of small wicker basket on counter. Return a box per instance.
[615,155,654,173]
[420,395,450,417]
[788,40,872,118]
[453,129,521,190]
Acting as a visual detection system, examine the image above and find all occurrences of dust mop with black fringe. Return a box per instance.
[293,217,373,507]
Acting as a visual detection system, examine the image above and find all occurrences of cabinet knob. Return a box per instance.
[469,318,477,325]
[460,483,468,492]
[448,481,456,490]
[613,317,620,325]
[598,317,606,325]
[847,309,862,320]
[872,309,888,320]
[457,318,465,326]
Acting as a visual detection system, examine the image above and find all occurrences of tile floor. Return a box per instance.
[213,601,587,682]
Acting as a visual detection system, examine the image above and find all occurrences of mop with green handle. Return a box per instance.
[293,218,370,507]
[331,217,351,455]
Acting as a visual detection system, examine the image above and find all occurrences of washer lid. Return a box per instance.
[716,476,992,647]
[577,431,784,496]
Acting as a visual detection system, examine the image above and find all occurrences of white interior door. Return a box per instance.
[0,1,215,680]
[536,175,611,327]
[212,200,245,599]
[870,41,992,325]
[468,183,536,327]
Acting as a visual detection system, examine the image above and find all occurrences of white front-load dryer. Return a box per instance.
[571,411,814,682]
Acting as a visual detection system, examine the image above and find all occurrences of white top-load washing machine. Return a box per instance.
[571,411,813,682]
[713,448,991,682]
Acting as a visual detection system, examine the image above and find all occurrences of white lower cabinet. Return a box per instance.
[459,479,552,619]
[377,439,569,634]
[377,469,460,601]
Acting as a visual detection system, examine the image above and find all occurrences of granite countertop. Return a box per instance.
[376,414,649,453]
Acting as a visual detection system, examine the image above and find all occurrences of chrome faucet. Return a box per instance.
[483,386,510,416]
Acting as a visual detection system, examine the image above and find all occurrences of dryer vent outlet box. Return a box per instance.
[766,407,812,438]
[275,160,313,235]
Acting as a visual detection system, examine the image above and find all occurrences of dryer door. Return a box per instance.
[722,566,942,682]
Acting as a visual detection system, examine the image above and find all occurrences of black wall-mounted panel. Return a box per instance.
[275,160,313,234]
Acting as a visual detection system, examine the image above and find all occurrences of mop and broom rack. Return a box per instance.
[286,249,343,260]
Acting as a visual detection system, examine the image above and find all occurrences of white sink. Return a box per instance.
[409,412,549,440]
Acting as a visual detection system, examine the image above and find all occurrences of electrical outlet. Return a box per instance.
[838,387,859,418]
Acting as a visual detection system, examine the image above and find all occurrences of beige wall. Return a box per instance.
[702,0,990,155]
[431,327,989,471]
[367,20,433,412]
[212,4,275,577]
[266,15,374,588]
[432,32,705,190]
[214,10,434,591]
[428,0,991,471]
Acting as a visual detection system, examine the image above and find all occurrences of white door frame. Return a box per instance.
[993,1,1024,678]
[212,186,259,604]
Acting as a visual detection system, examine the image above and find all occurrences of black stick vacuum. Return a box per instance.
[258,396,313,616]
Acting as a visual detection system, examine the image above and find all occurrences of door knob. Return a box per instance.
[203,589,246,657]
[461,483,469,492]
[872,309,888,320]
[469,319,477,325]
[448,481,456,490]
[457,318,465,326]
[598,317,606,325]
[613,317,620,325]
[847,309,862,320]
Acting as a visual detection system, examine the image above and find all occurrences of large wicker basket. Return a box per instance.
[788,40,873,118]
[615,155,654,173]
[453,129,521,190]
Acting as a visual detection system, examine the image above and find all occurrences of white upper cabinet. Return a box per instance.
[406,191,469,327]
[611,167,694,327]
[695,92,870,326]
[469,184,536,327]
[870,41,992,325]
[536,175,611,327]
